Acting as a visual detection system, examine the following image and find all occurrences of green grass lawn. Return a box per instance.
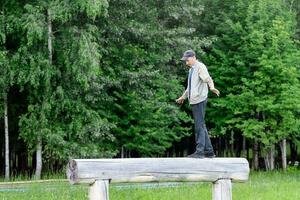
[0,170,299,200]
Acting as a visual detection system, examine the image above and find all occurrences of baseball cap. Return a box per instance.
[180,50,195,61]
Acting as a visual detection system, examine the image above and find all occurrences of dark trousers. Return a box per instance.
[191,99,214,154]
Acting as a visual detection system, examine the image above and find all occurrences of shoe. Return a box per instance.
[205,151,216,158]
[187,152,205,158]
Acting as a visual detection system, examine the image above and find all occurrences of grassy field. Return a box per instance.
[0,170,299,200]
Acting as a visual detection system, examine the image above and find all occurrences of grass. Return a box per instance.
[0,170,299,200]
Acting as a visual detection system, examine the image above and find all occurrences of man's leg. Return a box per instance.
[191,101,206,155]
[201,100,215,156]
[204,124,214,154]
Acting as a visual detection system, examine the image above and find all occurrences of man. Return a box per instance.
[176,50,220,158]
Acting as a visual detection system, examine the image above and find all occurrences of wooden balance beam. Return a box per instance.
[67,157,250,200]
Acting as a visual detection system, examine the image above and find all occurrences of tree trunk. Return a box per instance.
[270,145,275,170]
[230,130,234,157]
[246,145,250,161]
[252,141,259,170]
[218,137,222,157]
[128,150,131,158]
[47,8,53,64]
[121,146,124,158]
[35,140,42,179]
[264,145,275,171]
[280,139,287,171]
[4,92,10,181]
[290,139,297,163]
[225,138,229,157]
[35,8,53,180]
[242,136,246,157]
[2,1,9,182]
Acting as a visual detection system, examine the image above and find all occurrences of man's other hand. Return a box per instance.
[176,96,185,104]
[210,88,220,97]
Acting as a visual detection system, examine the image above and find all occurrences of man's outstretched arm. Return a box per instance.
[176,89,188,104]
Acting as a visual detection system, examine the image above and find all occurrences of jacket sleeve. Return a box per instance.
[181,88,188,99]
[198,63,215,89]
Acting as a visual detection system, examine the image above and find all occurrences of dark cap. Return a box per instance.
[180,50,195,61]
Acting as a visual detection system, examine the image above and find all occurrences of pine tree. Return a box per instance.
[205,0,300,170]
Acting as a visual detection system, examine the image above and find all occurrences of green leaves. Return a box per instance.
[10,0,115,161]
[76,0,108,19]
[97,41,193,156]
[206,0,300,151]
[4,0,300,168]
[22,5,46,46]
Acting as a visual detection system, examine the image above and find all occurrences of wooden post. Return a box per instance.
[89,180,109,200]
[212,179,232,200]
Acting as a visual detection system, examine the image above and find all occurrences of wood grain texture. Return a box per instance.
[67,157,249,184]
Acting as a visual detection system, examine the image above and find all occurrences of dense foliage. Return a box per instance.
[1,0,300,177]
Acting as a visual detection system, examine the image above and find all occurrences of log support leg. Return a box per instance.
[212,179,232,200]
[89,180,109,200]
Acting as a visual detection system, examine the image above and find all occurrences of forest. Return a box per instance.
[1,0,300,180]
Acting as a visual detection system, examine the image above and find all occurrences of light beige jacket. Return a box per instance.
[182,60,215,104]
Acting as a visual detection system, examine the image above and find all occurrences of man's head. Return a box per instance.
[180,50,196,67]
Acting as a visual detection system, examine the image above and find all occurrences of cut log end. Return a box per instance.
[66,159,78,184]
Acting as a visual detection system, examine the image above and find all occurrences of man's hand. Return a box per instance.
[210,88,220,97]
[176,96,185,104]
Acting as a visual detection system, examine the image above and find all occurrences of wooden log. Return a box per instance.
[67,158,249,184]
[212,179,232,200]
[89,180,109,200]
